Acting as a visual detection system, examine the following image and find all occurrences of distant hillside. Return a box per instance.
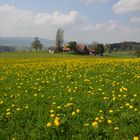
[0,37,55,50]
[109,41,140,51]
[0,45,15,52]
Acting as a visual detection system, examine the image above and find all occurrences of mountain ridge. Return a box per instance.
[0,36,55,50]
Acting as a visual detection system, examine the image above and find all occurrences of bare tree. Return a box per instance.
[56,28,64,52]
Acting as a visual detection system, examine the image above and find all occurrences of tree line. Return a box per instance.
[0,46,15,52]
[31,28,140,57]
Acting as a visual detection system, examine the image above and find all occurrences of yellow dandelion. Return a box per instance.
[25,105,29,109]
[123,87,128,91]
[50,110,54,113]
[114,127,119,130]
[84,123,89,126]
[107,119,112,124]
[95,117,99,121]
[99,120,102,123]
[109,110,113,113]
[119,88,123,92]
[55,117,59,121]
[99,110,103,113]
[133,94,137,97]
[123,94,127,97]
[126,103,130,106]
[6,108,10,112]
[47,122,52,127]
[129,105,133,109]
[50,114,55,118]
[133,136,139,140]
[16,108,21,111]
[52,102,56,105]
[54,120,60,127]
[34,93,37,97]
[57,106,61,109]
[72,112,75,116]
[6,112,11,116]
[76,109,80,113]
[92,121,98,127]
[0,100,4,105]
[11,104,15,107]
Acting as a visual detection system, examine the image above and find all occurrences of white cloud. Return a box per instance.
[0,4,140,43]
[82,0,108,4]
[34,11,82,26]
[0,4,85,38]
[83,20,118,31]
[131,17,140,24]
[113,0,140,14]
[82,20,140,43]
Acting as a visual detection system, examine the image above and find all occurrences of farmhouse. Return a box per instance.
[48,47,57,53]
[75,45,89,55]
[89,48,96,55]
[62,44,71,53]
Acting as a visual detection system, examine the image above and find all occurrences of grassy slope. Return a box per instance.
[0,52,140,140]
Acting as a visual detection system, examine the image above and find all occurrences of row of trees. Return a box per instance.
[0,46,15,52]
[31,28,140,57]
[31,28,64,52]
[31,28,105,55]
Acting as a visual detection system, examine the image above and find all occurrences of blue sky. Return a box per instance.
[0,0,140,43]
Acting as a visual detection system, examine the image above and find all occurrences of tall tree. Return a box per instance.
[68,41,77,51]
[31,37,43,52]
[88,42,104,56]
[95,44,104,56]
[56,28,64,52]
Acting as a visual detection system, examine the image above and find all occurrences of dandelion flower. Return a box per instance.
[119,88,123,92]
[76,109,80,113]
[50,110,54,113]
[109,110,113,113]
[114,127,119,130]
[72,112,76,116]
[54,120,60,127]
[55,117,59,121]
[133,136,139,140]
[95,117,99,121]
[129,105,133,109]
[0,100,4,105]
[47,122,52,127]
[57,106,61,109]
[16,108,21,111]
[107,119,112,124]
[92,121,98,127]
[99,110,103,113]
[34,94,37,97]
[84,123,89,126]
[50,114,55,118]
[6,112,11,116]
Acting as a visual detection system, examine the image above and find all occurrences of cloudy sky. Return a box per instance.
[0,0,140,43]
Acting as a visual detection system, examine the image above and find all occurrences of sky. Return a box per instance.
[0,0,140,43]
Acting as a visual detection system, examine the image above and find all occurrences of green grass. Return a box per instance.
[105,51,136,58]
[0,52,140,140]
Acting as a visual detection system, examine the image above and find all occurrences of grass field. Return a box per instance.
[0,52,140,140]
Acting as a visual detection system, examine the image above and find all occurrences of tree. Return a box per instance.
[56,28,64,52]
[135,45,140,58]
[105,44,111,53]
[68,41,77,51]
[31,37,43,52]
[95,44,104,56]
[88,42,104,56]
